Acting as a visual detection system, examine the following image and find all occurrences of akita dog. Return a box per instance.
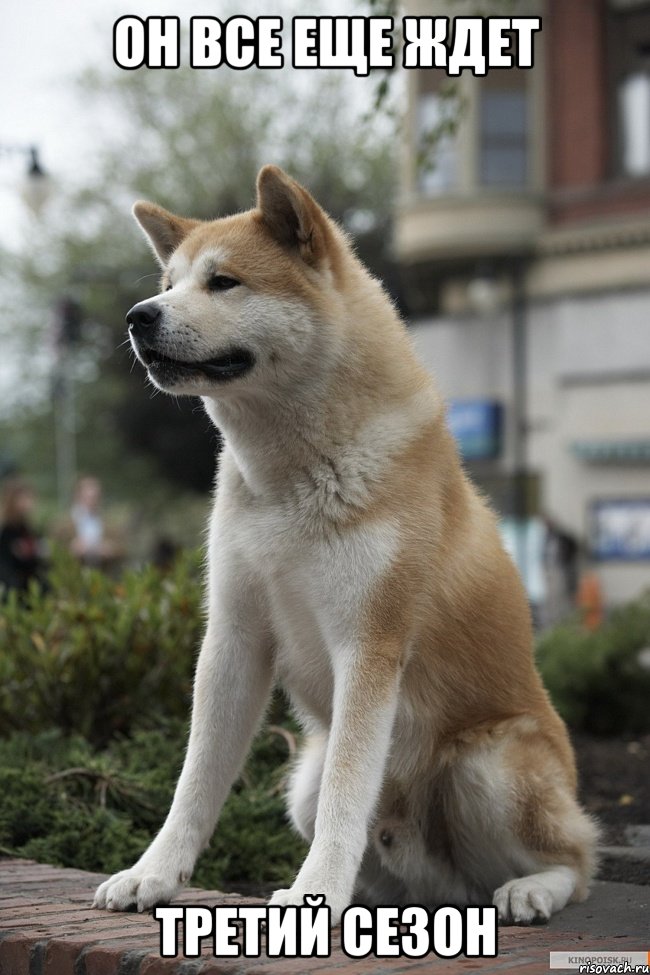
[94,166,597,925]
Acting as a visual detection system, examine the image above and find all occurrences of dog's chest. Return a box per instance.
[239,500,398,721]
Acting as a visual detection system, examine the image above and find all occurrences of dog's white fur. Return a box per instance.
[94,167,598,925]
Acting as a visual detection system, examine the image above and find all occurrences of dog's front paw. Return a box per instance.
[93,866,183,913]
[268,885,347,926]
[493,878,553,925]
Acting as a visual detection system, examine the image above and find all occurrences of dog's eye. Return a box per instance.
[164,283,173,292]
[208,275,240,292]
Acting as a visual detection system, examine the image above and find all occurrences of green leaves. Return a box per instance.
[0,550,307,887]
[536,593,650,735]
[0,548,203,745]
[0,721,306,888]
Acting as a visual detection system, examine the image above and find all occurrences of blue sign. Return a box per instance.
[448,400,503,461]
[590,498,650,561]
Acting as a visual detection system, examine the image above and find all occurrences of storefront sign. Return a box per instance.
[448,400,502,461]
[589,498,650,561]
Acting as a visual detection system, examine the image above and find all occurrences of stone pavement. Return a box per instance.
[0,858,648,975]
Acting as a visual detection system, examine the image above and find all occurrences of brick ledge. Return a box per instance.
[1,858,647,975]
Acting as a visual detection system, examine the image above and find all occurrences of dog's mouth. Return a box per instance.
[140,347,255,383]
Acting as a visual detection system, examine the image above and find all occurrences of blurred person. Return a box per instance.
[152,536,178,573]
[542,515,580,626]
[577,569,604,632]
[69,476,121,569]
[0,477,46,593]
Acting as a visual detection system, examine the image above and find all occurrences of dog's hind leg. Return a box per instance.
[492,787,599,924]
[493,866,581,924]
[489,719,600,925]
[387,715,600,922]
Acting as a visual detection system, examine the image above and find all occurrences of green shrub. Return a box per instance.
[0,551,307,888]
[0,549,204,745]
[537,592,650,735]
[0,723,307,889]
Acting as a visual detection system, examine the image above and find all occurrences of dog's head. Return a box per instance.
[127,166,349,399]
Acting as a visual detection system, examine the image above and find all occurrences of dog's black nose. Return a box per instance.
[126,301,161,334]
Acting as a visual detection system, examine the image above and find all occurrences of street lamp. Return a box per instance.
[52,298,82,508]
[0,144,76,510]
[467,258,530,594]
[510,258,530,594]
[0,143,52,215]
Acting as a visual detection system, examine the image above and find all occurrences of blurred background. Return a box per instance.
[0,0,648,894]
[1,0,400,571]
[401,0,650,627]
[2,0,649,618]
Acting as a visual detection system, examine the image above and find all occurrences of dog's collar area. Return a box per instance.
[140,346,255,381]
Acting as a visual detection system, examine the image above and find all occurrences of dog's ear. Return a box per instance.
[256,166,330,267]
[132,202,198,266]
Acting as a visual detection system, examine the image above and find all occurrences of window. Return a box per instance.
[413,57,533,196]
[416,70,459,196]
[608,5,650,177]
[619,72,650,174]
[479,70,529,188]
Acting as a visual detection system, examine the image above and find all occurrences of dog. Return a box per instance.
[93,166,598,925]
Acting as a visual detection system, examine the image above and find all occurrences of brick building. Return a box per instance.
[395,0,650,609]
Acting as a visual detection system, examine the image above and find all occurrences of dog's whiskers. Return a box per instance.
[134,272,161,286]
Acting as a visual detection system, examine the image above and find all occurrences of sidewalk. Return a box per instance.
[0,858,647,975]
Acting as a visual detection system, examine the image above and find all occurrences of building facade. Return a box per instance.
[395,0,650,607]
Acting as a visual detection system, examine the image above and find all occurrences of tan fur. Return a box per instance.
[94,166,598,925]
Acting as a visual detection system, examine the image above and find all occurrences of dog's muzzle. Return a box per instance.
[126,300,162,339]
